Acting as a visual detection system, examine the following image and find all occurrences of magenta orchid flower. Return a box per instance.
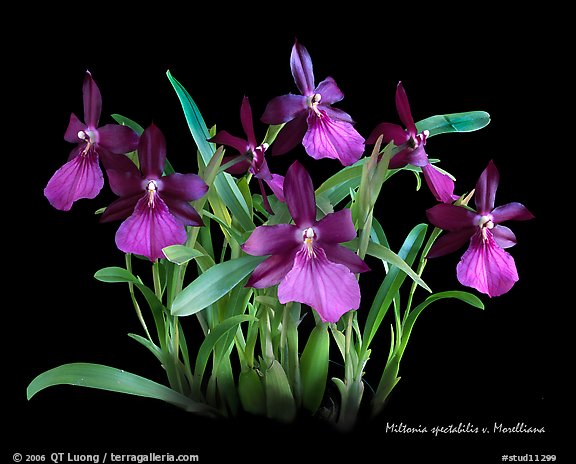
[100,124,208,261]
[209,96,285,213]
[261,40,365,166]
[426,161,534,296]
[44,71,139,211]
[242,161,369,322]
[367,82,456,203]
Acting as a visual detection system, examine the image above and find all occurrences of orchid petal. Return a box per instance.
[222,155,251,175]
[303,111,365,166]
[106,168,143,197]
[270,113,308,156]
[64,113,86,143]
[44,151,103,211]
[97,124,139,154]
[314,77,344,104]
[474,160,499,214]
[403,144,429,167]
[422,163,457,203]
[291,40,315,96]
[395,81,417,135]
[160,173,208,202]
[492,225,517,249]
[323,244,370,273]
[161,194,203,226]
[285,161,316,227]
[261,94,307,125]
[322,106,355,124]
[247,252,297,288]
[456,230,519,297]
[240,96,257,148]
[242,224,299,256]
[426,203,477,231]
[209,131,249,156]
[492,202,535,223]
[366,122,409,145]
[426,228,476,258]
[100,194,141,223]
[264,174,285,202]
[138,124,166,179]
[115,195,187,261]
[315,209,357,244]
[278,247,361,323]
[83,71,102,128]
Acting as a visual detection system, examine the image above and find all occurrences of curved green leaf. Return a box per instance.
[265,360,296,422]
[171,255,266,316]
[399,291,484,357]
[162,245,204,265]
[111,114,145,135]
[300,324,330,414]
[27,363,215,414]
[94,266,139,284]
[416,111,490,137]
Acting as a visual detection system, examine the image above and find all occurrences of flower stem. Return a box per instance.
[125,254,153,343]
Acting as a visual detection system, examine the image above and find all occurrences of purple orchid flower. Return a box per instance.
[209,96,285,213]
[426,160,534,296]
[367,82,456,203]
[100,124,208,261]
[242,161,369,323]
[44,71,139,211]
[261,40,365,166]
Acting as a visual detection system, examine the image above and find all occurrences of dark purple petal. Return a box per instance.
[264,174,285,202]
[277,246,360,323]
[160,173,208,202]
[388,148,411,169]
[403,144,429,167]
[395,81,417,135]
[426,203,477,231]
[64,113,86,143]
[209,130,250,155]
[97,124,139,154]
[83,71,102,128]
[322,106,355,124]
[44,151,103,211]
[474,160,499,214]
[271,113,308,156]
[366,122,409,145]
[261,95,307,125]
[106,168,143,197]
[247,252,297,288]
[290,40,315,96]
[314,77,343,104]
[240,96,257,148]
[315,209,357,244]
[242,224,299,256]
[100,194,141,223]
[492,225,517,249]
[138,124,166,179]
[323,244,370,273]
[422,164,457,203]
[222,155,251,175]
[426,228,476,258]
[162,194,203,226]
[302,111,365,166]
[115,195,187,261]
[285,161,316,227]
[456,229,518,297]
[491,202,535,223]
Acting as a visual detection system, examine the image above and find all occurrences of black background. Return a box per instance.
[7,8,566,463]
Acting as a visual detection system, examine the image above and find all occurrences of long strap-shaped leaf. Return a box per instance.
[27,363,216,415]
[167,71,253,232]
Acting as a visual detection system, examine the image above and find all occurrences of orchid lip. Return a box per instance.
[303,227,317,257]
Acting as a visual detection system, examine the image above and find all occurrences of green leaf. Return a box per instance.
[111,114,145,135]
[365,241,431,292]
[192,315,256,399]
[399,291,484,358]
[315,159,366,208]
[372,354,401,414]
[162,245,204,265]
[94,267,139,284]
[27,363,215,414]
[238,369,266,415]
[416,111,490,137]
[171,255,266,317]
[262,124,285,146]
[265,360,296,422]
[166,71,254,232]
[300,324,330,414]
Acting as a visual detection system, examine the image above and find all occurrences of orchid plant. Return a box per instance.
[29,41,533,430]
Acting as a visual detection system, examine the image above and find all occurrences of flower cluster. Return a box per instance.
[35,39,534,428]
